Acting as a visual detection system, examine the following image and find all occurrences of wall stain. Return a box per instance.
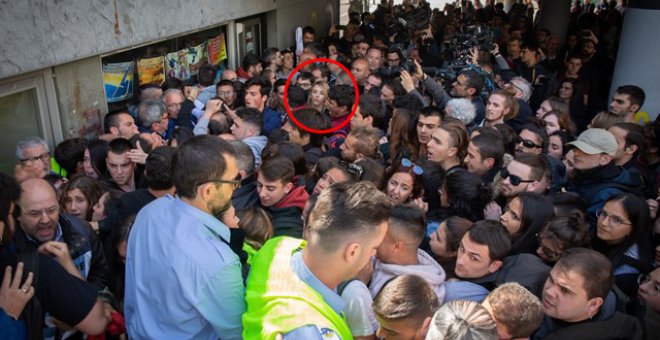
[113,0,121,36]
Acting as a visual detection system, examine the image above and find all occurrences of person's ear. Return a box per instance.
[485,157,495,169]
[344,242,361,263]
[625,145,639,156]
[284,182,294,194]
[599,154,613,166]
[419,316,433,339]
[447,146,458,158]
[489,260,503,273]
[365,116,374,125]
[630,104,640,114]
[467,88,477,97]
[586,297,604,318]
[355,153,365,161]
[393,239,404,253]
[109,126,119,135]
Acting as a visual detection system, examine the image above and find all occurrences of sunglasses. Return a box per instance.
[339,161,364,180]
[516,137,542,149]
[500,168,534,186]
[401,158,424,175]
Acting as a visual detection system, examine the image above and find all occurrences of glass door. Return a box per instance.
[236,18,263,64]
[0,70,62,175]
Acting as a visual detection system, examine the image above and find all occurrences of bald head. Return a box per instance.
[222,69,237,81]
[351,58,370,85]
[18,178,59,243]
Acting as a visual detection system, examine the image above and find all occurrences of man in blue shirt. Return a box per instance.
[125,135,245,339]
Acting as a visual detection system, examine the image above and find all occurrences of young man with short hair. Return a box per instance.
[416,106,443,157]
[256,156,309,238]
[483,282,544,340]
[231,107,267,168]
[372,274,440,340]
[465,132,505,183]
[244,76,280,135]
[340,126,381,162]
[106,138,137,192]
[533,248,643,339]
[281,108,331,169]
[350,94,385,132]
[609,85,645,122]
[500,153,549,200]
[369,205,446,301]
[326,84,356,149]
[243,182,391,339]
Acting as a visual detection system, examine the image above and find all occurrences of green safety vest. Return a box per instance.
[242,242,257,265]
[242,236,354,340]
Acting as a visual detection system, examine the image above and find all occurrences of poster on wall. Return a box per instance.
[187,43,206,76]
[207,33,227,65]
[103,61,134,103]
[137,56,165,86]
[165,50,191,81]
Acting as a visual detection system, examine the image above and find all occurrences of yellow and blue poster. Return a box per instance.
[103,61,134,103]
[138,56,165,86]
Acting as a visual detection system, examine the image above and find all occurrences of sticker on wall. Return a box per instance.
[103,61,134,103]
[187,43,206,77]
[165,50,191,81]
[207,33,227,65]
[137,56,165,86]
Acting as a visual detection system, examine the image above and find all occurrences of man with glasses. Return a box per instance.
[366,46,385,72]
[500,153,549,201]
[566,128,643,228]
[137,99,169,138]
[125,135,245,339]
[515,123,568,195]
[14,136,53,180]
[14,178,110,291]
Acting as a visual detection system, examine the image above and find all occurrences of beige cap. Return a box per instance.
[566,128,617,156]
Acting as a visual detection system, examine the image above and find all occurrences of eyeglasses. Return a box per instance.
[339,161,364,180]
[500,168,534,186]
[453,79,469,87]
[401,158,423,175]
[515,137,542,149]
[638,274,660,296]
[218,91,234,97]
[535,233,561,260]
[207,175,242,190]
[596,209,632,229]
[20,152,50,165]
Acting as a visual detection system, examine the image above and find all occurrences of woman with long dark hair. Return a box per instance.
[499,192,555,255]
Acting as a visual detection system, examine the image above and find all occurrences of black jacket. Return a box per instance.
[14,213,110,290]
[469,253,550,298]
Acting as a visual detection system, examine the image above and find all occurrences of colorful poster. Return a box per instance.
[165,50,191,81]
[103,61,134,103]
[137,56,165,86]
[186,43,206,76]
[207,33,227,65]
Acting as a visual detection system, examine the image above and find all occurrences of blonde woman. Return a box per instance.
[307,81,329,113]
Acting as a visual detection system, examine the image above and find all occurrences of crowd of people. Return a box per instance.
[2,0,660,339]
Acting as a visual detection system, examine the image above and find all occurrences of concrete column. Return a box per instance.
[537,0,572,45]
[610,1,660,122]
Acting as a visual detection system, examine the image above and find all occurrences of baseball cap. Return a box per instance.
[566,128,617,156]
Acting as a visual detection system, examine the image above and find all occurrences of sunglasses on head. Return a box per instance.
[515,136,542,149]
[401,158,424,175]
[339,161,364,180]
[500,168,534,186]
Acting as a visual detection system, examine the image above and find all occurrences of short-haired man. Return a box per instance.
[231,107,267,168]
[370,205,446,301]
[609,85,645,122]
[242,182,391,339]
[351,58,370,91]
[162,88,190,136]
[465,132,505,183]
[417,106,443,157]
[566,128,642,227]
[445,221,550,302]
[608,122,649,189]
[125,135,244,338]
[326,84,356,147]
[228,140,259,211]
[118,146,176,220]
[366,46,385,72]
[506,76,536,132]
[216,79,237,109]
[106,138,137,192]
[281,108,331,168]
[533,248,643,339]
[340,126,380,162]
[14,136,53,180]
[53,137,86,178]
[237,53,262,82]
[137,99,169,137]
[244,76,280,135]
[256,156,309,238]
[500,153,549,200]
[515,123,567,194]
[15,178,110,289]
[302,25,315,43]
[351,94,386,131]
[516,42,550,109]
[372,274,440,340]
[262,47,283,73]
[104,111,139,140]
[364,72,383,94]
[483,282,543,340]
